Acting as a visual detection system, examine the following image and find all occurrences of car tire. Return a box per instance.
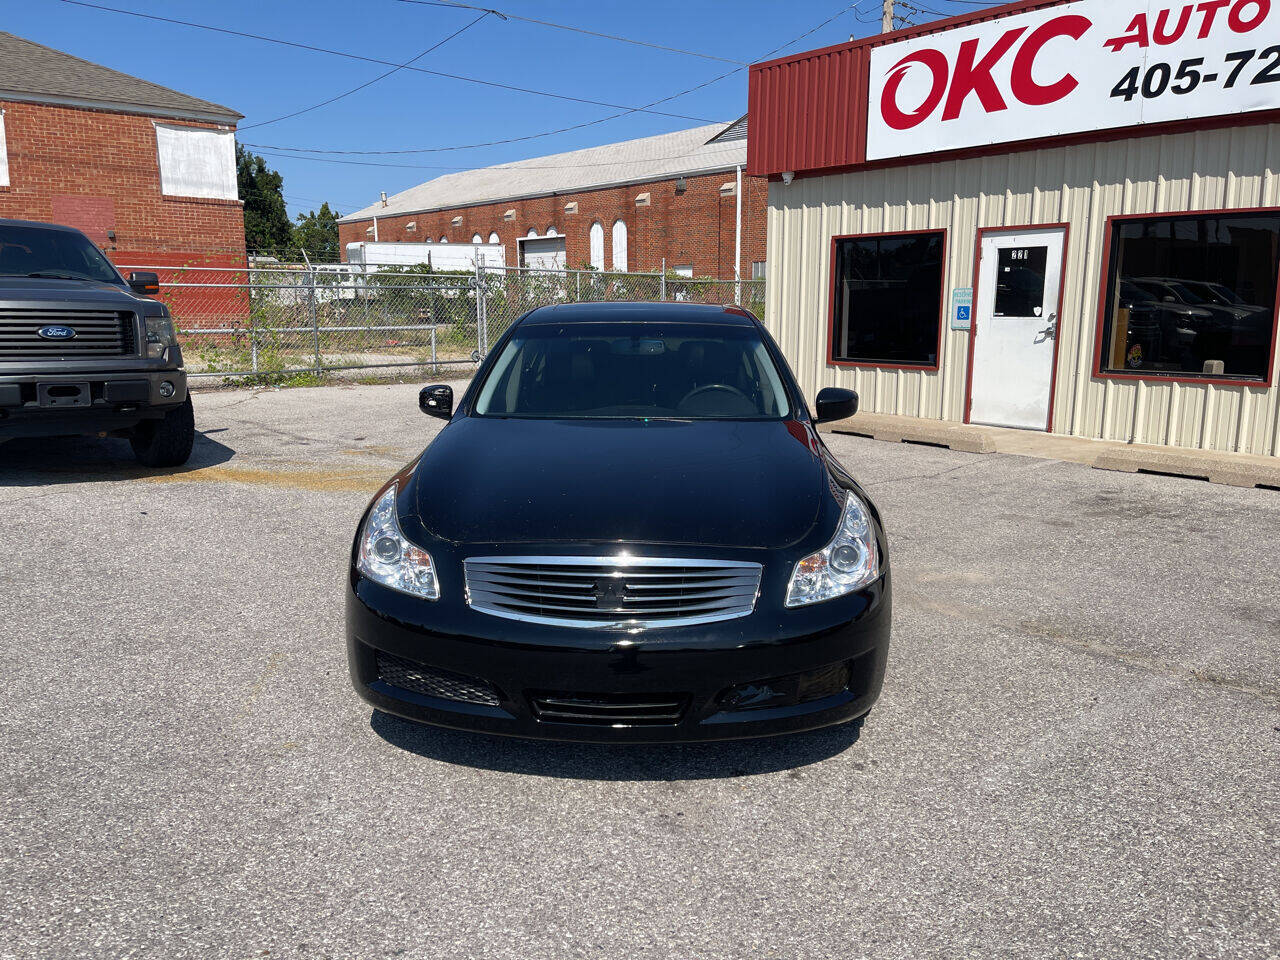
[130,395,195,467]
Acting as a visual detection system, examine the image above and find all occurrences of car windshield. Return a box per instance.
[0,224,121,283]
[474,322,791,420]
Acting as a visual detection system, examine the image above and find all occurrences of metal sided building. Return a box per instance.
[749,0,1280,456]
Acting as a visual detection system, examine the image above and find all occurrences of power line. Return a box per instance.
[393,0,746,64]
[251,144,746,172]
[241,1,869,158]
[239,11,491,131]
[55,0,718,123]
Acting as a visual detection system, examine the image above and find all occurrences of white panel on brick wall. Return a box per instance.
[611,220,628,272]
[589,222,605,270]
[154,124,236,200]
[0,111,8,188]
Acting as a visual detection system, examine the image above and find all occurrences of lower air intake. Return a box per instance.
[529,692,688,726]
[375,651,500,706]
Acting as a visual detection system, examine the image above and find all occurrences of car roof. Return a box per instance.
[518,302,758,327]
[0,218,85,234]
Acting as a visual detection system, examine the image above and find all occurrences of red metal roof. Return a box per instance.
[746,0,1097,178]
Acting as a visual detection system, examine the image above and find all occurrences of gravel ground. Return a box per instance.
[1,382,1276,960]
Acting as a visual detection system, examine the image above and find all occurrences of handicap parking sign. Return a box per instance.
[951,287,973,331]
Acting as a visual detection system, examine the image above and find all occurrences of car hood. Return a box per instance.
[409,416,827,549]
[0,277,145,307]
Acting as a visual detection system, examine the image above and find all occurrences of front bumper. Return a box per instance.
[0,369,187,438]
[346,573,891,743]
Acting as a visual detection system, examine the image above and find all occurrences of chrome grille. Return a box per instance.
[464,555,762,628]
[0,310,135,360]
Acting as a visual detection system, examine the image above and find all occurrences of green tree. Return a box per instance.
[293,202,343,262]
[237,144,293,255]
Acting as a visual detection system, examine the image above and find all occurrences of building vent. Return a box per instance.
[635,192,651,207]
[365,225,374,236]
[451,215,463,227]
[405,221,417,232]
[719,182,736,196]
[503,209,516,221]
[564,201,578,215]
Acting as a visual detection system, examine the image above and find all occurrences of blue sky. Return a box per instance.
[10,0,963,218]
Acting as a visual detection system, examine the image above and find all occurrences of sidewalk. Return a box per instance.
[821,412,1280,490]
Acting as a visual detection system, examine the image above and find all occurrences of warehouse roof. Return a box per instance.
[0,32,242,123]
[340,121,746,223]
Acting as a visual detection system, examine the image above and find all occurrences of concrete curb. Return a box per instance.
[820,413,996,454]
[820,411,1278,491]
[1094,448,1280,490]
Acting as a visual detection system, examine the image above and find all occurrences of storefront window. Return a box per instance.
[1099,212,1279,381]
[830,231,944,367]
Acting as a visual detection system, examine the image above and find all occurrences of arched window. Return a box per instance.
[471,233,482,243]
[588,222,605,271]
[546,226,557,237]
[488,232,499,244]
[526,228,539,239]
[611,220,628,272]
[439,236,449,243]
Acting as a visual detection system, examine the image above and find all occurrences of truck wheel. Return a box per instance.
[130,396,195,467]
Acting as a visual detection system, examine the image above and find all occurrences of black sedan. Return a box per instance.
[347,302,891,742]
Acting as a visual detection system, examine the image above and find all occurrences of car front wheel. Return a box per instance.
[131,396,194,467]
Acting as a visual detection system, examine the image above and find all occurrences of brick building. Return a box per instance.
[338,120,766,281]
[0,31,246,321]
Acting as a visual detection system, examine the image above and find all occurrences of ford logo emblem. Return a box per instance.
[37,325,77,341]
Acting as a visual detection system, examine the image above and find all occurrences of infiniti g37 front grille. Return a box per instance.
[0,310,136,360]
[463,555,763,628]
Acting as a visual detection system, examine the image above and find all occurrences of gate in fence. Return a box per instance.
[119,262,766,380]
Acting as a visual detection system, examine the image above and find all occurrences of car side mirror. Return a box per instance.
[814,387,857,424]
[419,384,453,420]
[128,271,160,296]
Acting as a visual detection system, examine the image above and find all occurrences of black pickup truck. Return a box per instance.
[0,218,193,466]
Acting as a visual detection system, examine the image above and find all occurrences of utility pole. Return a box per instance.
[881,0,894,32]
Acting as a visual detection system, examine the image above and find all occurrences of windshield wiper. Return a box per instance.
[24,271,90,280]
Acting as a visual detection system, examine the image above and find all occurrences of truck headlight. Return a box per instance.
[785,493,879,607]
[144,315,177,360]
[356,483,439,599]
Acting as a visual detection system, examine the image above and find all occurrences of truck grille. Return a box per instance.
[463,555,762,628]
[0,310,136,360]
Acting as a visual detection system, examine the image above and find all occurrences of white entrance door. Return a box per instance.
[969,227,1065,430]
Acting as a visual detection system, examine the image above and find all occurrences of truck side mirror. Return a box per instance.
[419,384,453,420]
[128,271,160,296]
[814,387,858,424]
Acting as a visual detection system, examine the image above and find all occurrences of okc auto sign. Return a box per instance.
[865,0,1280,160]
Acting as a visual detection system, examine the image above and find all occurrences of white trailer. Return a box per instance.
[345,240,506,273]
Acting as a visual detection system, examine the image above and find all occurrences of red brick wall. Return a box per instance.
[338,169,768,279]
[0,99,247,322]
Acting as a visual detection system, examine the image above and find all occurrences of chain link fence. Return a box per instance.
[119,262,767,382]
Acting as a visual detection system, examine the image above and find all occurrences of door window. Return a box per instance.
[994,246,1048,317]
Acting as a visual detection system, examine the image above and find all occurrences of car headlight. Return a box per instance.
[356,483,439,599]
[785,492,879,607]
[144,314,177,360]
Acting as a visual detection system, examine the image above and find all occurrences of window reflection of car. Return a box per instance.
[1116,280,1213,370]
[1134,276,1270,349]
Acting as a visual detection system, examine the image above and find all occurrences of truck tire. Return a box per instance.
[130,396,195,467]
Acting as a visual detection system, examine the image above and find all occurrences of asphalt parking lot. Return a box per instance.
[1,381,1277,960]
